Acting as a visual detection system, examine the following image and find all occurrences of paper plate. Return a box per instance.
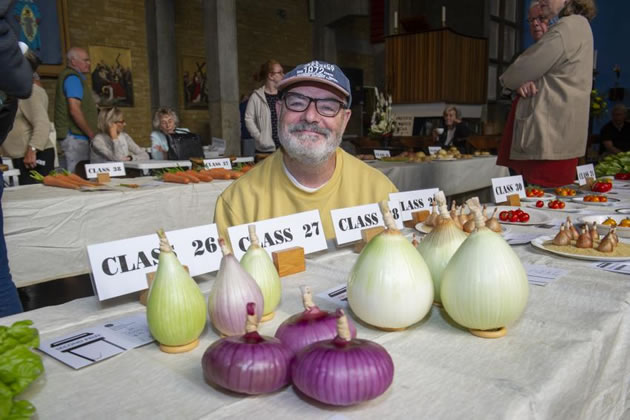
[531,235,630,261]
[571,197,619,206]
[521,193,555,202]
[485,206,552,225]
[579,214,630,238]
[524,202,586,213]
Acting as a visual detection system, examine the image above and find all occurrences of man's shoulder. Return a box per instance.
[339,149,396,188]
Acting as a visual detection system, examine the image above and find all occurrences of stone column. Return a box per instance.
[203,0,241,155]
[145,0,178,111]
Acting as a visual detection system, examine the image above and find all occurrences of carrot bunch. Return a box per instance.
[30,170,101,190]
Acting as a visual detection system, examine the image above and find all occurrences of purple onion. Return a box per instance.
[202,303,292,395]
[275,287,357,356]
[291,309,394,406]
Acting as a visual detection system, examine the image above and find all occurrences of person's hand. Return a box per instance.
[517,81,538,98]
[432,128,439,141]
[108,125,118,140]
[123,155,131,161]
[23,148,37,169]
[155,145,165,153]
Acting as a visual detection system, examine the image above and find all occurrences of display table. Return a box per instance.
[2,177,232,287]
[5,216,630,419]
[124,160,192,175]
[369,156,509,195]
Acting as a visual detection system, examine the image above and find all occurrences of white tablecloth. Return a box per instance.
[4,213,630,419]
[370,156,509,195]
[2,177,232,287]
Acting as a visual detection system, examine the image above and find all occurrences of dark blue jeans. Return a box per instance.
[0,172,23,317]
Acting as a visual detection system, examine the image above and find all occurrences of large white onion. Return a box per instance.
[347,202,433,330]
[440,198,529,336]
[416,191,467,303]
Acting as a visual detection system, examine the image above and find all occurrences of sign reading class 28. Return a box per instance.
[85,162,126,179]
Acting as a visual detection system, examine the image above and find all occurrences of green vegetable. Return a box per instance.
[0,320,43,419]
[596,152,630,176]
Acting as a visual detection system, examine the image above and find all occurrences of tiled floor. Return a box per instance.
[18,274,95,312]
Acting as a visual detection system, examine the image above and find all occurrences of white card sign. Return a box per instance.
[388,200,405,230]
[389,188,439,221]
[491,175,526,203]
[203,158,232,170]
[227,210,327,260]
[85,162,126,179]
[576,164,596,186]
[393,115,413,136]
[330,203,384,246]
[87,224,221,300]
[233,156,254,164]
[38,313,154,369]
[374,149,391,159]
[428,146,442,155]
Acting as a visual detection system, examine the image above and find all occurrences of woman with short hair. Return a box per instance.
[150,107,178,160]
[433,105,470,152]
[90,107,149,163]
[500,0,596,186]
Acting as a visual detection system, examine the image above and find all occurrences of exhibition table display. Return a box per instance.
[3,173,630,419]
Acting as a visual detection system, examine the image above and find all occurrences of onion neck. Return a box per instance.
[248,225,260,248]
[157,229,173,253]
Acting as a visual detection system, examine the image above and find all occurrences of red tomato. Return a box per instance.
[536,200,544,208]
[519,213,530,222]
[509,214,519,222]
[526,191,534,197]
[559,201,566,209]
[551,202,560,209]
[499,211,509,221]
[514,209,524,216]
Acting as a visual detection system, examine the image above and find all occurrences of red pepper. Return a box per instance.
[592,181,613,193]
[615,172,630,180]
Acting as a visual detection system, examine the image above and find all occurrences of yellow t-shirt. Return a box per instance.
[214,148,398,241]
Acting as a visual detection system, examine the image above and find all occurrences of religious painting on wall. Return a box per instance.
[8,0,70,76]
[89,45,134,107]
[181,55,208,109]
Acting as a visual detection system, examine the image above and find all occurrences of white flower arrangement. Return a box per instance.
[369,88,397,136]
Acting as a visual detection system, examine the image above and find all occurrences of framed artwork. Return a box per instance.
[8,0,70,76]
[89,45,134,107]
[181,55,208,109]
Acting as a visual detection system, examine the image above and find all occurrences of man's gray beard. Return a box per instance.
[279,123,342,166]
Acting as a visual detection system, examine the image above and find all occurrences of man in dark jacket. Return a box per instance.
[0,0,30,315]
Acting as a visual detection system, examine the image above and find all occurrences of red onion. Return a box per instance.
[274,286,357,356]
[291,309,394,406]
[201,302,292,395]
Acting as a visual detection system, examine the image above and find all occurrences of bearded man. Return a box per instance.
[214,60,397,240]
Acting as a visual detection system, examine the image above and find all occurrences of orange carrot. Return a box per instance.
[229,171,243,179]
[194,172,214,182]
[175,172,199,183]
[43,175,81,189]
[163,173,191,184]
[184,170,203,182]
[240,165,254,173]
[207,168,230,177]
[63,173,101,187]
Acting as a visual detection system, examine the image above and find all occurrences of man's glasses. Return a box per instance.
[527,16,547,24]
[282,92,347,117]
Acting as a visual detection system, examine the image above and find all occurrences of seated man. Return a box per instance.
[600,104,630,154]
[214,60,398,240]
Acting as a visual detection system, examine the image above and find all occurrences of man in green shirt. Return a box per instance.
[54,47,98,173]
[214,60,397,240]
